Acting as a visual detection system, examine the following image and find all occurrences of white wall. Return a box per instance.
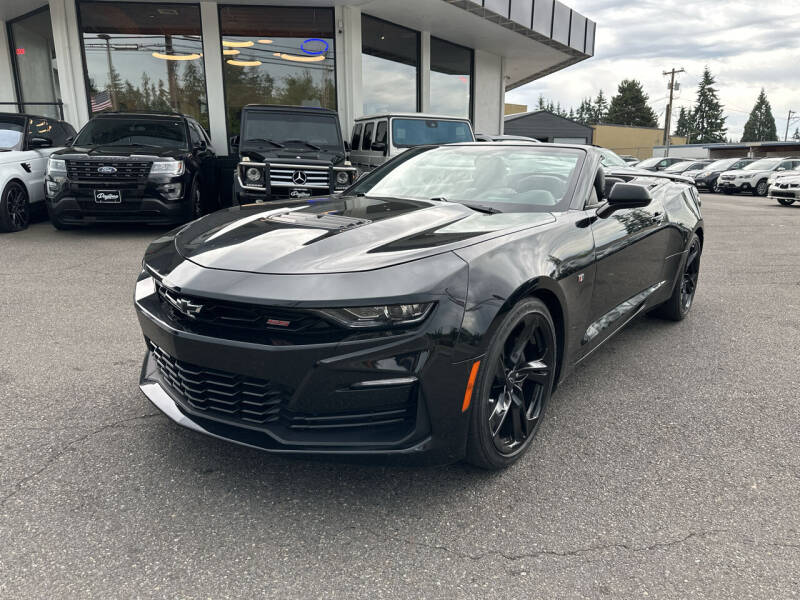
[199,1,227,154]
[49,0,88,127]
[472,49,503,135]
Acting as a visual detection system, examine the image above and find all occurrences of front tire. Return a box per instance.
[0,181,30,233]
[653,234,702,321]
[777,198,796,206]
[189,176,203,220]
[466,298,557,470]
[755,179,768,196]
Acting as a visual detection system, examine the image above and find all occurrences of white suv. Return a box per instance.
[0,113,76,232]
[768,172,800,206]
[717,157,800,196]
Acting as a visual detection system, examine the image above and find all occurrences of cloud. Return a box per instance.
[507,0,800,141]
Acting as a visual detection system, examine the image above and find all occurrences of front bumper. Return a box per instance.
[134,257,474,464]
[48,194,189,225]
[717,179,752,192]
[768,186,799,201]
[694,175,717,189]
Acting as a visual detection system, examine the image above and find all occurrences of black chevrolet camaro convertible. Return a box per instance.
[135,143,703,469]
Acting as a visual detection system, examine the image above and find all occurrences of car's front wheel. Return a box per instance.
[466,298,557,470]
[777,198,796,206]
[755,179,768,196]
[0,181,30,233]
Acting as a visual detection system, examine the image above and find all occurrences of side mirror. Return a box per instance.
[29,137,53,149]
[597,183,652,218]
[195,139,207,151]
[371,141,387,153]
[65,136,74,146]
[229,135,239,151]
[776,167,786,171]
[343,140,351,153]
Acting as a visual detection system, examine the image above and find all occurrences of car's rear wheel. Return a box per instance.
[0,181,30,233]
[653,234,702,321]
[777,198,796,206]
[466,298,557,470]
[755,179,768,196]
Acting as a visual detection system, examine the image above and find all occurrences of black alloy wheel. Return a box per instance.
[755,179,768,196]
[653,233,702,321]
[466,298,557,470]
[777,197,796,206]
[0,181,30,233]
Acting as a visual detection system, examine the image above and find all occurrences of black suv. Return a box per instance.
[46,112,217,229]
[232,105,357,204]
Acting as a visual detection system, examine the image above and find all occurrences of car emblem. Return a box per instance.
[292,170,307,185]
[160,287,203,319]
[98,166,117,174]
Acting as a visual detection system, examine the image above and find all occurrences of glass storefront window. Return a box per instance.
[219,6,336,139]
[429,37,472,119]
[77,2,208,129]
[361,15,419,115]
[8,8,62,119]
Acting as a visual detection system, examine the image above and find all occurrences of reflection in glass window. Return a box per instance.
[391,118,473,147]
[9,8,62,119]
[362,15,419,114]
[219,6,336,138]
[430,37,472,118]
[78,2,208,129]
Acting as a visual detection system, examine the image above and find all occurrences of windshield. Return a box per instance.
[705,159,736,171]
[0,118,25,151]
[598,148,628,167]
[74,118,187,148]
[349,145,584,212]
[664,161,693,172]
[242,111,342,151]
[636,157,662,168]
[744,158,781,170]
[391,119,473,148]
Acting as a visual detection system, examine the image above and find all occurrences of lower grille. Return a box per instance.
[150,343,416,433]
[150,342,287,425]
[772,190,796,199]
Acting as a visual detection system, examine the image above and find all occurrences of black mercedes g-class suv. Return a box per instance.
[232,105,357,204]
[45,112,217,229]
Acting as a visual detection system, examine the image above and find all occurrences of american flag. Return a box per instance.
[91,90,112,112]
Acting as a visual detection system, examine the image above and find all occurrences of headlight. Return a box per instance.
[47,158,66,174]
[316,303,434,329]
[149,160,184,176]
[336,171,350,185]
[246,166,263,182]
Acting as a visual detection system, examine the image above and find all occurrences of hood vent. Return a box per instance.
[265,211,371,231]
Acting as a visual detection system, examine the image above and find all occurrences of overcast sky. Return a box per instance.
[505,0,800,141]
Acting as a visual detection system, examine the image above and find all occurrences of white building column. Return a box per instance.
[336,5,361,138]
[199,1,228,154]
[419,31,430,113]
[0,21,18,110]
[49,0,89,127]
[472,49,503,135]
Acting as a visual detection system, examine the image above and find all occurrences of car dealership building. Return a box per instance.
[0,0,595,154]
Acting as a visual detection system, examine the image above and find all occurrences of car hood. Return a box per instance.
[722,169,766,177]
[171,195,556,274]
[240,147,345,165]
[52,145,186,159]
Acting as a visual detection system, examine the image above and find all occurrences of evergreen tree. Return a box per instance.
[690,67,727,143]
[591,90,608,124]
[674,106,694,140]
[793,127,800,141]
[605,79,658,127]
[741,88,778,142]
[575,98,593,125]
[537,95,547,111]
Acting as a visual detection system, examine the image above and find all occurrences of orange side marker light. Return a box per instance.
[461,360,481,412]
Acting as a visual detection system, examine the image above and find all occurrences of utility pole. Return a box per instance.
[785,110,796,141]
[663,68,685,154]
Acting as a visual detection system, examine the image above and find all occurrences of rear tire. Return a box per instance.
[0,181,30,233]
[653,234,702,321]
[465,298,557,470]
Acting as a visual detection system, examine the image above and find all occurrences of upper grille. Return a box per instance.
[720,175,735,181]
[67,160,152,182]
[270,165,330,189]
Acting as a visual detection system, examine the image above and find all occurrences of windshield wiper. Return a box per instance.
[245,138,284,148]
[283,139,321,151]
[105,142,163,148]
[430,197,501,214]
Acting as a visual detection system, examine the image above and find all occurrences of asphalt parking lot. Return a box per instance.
[1,193,799,599]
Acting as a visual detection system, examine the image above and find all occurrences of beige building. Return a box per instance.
[592,124,687,160]
[504,103,528,116]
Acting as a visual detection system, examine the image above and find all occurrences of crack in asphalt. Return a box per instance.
[0,413,161,507]
[334,526,729,563]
